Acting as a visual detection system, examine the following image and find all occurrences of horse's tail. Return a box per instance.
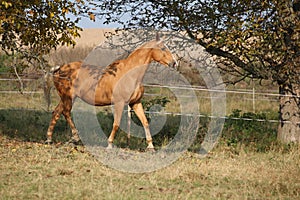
[43,65,60,111]
[43,71,52,111]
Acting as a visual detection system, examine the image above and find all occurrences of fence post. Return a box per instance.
[252,76,255,113]
[127,105,131,147]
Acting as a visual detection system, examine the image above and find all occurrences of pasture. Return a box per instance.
[0,80,299,199]
[0,29,299,199]
[1,134,300,199]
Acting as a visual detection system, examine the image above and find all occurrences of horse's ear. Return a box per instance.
[156,32,160,41]
[156,33,165,45]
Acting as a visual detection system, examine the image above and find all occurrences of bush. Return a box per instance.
[0,54,11,73]
[221,109,278,152]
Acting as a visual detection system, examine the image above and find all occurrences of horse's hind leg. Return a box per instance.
[46,101,64,143]
[61,97,80,143]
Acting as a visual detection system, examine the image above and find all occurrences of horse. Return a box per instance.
[46,35,177,150]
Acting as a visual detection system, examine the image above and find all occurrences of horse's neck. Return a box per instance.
[125,49,153,68]
[125,49,152,81]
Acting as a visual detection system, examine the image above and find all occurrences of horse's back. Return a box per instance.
[57,61,82,72]
[74,64,105,97]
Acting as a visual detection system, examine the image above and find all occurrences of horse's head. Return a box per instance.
[152,42,178,68]
[139,34,178,69]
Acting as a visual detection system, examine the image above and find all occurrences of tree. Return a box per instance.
[0,0,84,80]
[88,0,300,143]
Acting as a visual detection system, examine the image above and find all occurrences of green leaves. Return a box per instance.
[0,0,83,73]
[1,1,12,9]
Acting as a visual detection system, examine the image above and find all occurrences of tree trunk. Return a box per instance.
[278,83,300,143]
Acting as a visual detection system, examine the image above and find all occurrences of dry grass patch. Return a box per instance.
[0,135,299,199]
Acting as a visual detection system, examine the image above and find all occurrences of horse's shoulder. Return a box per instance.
[102,61,124,76]
[110,61,124,68]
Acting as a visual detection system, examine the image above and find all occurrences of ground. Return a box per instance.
[0,134,299,199]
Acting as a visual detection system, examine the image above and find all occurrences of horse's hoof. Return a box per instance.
[146,147,156,152]
[44,139,53,145]
[65,142,76,148]
[66,140,79,146]
[106,143,114,150]
[66,136,81,145]
[72,135,81,142]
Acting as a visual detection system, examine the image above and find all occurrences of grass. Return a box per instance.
[0,106,298,199]
[0,107,297,198]
[0,135,299,199]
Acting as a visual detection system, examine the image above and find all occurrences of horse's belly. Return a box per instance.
[128,85,144,104]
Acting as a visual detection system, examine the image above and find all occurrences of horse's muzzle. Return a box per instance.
[168,61,178,69]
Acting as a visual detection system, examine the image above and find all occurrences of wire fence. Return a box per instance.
[0,75,285,124]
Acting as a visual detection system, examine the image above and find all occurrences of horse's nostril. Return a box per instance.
[170,61,177,69]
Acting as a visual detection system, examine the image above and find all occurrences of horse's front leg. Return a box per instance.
[131,102,155,150]
[107,102,125,149]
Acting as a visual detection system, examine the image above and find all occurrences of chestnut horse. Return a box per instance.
[46,36,177,150]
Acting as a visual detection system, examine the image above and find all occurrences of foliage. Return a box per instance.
[141,96,170,111]
[128,96,170,127]
[222,109,278,152]
[0,54,11,73]
[88,0,299,85]
[0,0,85,73]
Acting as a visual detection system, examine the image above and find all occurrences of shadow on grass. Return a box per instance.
[0,109,207,151]
[0,108,280,153]
[0,109,69,143]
